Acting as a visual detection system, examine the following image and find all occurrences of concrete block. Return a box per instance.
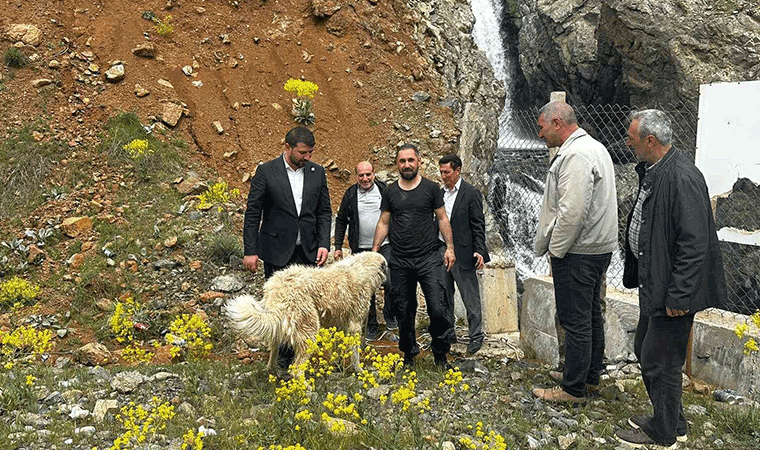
[520,276,559,366]
[451,261,518,334]
[521,275,760,394]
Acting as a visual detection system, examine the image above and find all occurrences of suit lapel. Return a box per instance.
[273,157,299,216]
[449,182,465,222]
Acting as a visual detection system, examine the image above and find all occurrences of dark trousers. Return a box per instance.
[357,244,395,333]
[634,313,693,445]
[390,251,455,357]
[551,252,611,398]
[264,245,314,369]
[442,258,483,344]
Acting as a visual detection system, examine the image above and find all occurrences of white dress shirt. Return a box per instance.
[283,153,304,244]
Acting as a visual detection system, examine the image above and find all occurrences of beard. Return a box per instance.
[400,167,418,180]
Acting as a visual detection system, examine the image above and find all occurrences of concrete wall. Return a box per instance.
[521,276,760,395]
[452,260,519,334]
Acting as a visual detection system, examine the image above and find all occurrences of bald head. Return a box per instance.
[356,161,375,190]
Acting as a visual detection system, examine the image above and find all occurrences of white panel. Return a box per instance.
[696,80,760,198]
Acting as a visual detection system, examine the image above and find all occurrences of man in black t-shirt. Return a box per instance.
[372,144,456,368]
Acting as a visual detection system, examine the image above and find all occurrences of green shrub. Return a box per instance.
[3,47,27,68]
[205,233,243,265]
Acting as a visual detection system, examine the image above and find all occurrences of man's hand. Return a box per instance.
[333,249,343,261]
[473,252,485,270]
[316,247,329,266]
[444,247,456,271]
[667,307,689,317]
[243,255,259,274]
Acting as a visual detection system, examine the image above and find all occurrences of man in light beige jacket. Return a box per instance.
[532,101,618,404]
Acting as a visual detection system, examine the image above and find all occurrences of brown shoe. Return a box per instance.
[532,386,586,403]
[549,370,600,395]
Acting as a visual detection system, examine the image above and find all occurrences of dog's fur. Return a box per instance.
[225,251,387,374]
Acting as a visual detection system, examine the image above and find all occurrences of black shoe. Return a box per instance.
[629,415,687,442]
[385,320,398,331]
[467,339,483,355]
[615,429,676,449]
[381,331,400,343]
[403,354,415,367]
[366,329,380,341]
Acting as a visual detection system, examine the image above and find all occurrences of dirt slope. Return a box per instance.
[2,0,454,200]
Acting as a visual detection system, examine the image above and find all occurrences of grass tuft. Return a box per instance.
[3,47,27,68]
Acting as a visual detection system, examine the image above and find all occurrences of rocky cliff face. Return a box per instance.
[405,0,506,189]
[515,0,760,107]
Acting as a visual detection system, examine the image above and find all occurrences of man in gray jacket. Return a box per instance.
[615,109,726,448]
[532,102,618,403]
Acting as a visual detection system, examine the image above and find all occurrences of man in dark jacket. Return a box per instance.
[615,109,726,448]
[438,154,490,354]
[333,161,397,339]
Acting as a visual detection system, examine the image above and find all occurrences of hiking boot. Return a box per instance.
[629,415,687,442]
[385,319,398,331]
[531,386,585,403]
[615,428,676,449]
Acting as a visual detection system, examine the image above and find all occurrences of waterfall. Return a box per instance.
[469,0,625,283]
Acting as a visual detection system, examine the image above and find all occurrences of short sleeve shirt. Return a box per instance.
[381,177,444,258]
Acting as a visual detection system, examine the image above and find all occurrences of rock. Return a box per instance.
[687,404,708,416]
[69,405,90,420]
[134,84,150,97]
[153,259,179,270]
[175,177,208,196]
[526,435,541,449]
[558,433,577,450]
[210,274,245,293]
[31,79,55,88]
[27,244,45,263]
[6,24,42,46]
[67,253,85,269]
[157,79,174,89]
[163,236,178,248]
[111,371,146,393]
[74,426,96,436]
[61,216,93,237]
[132,42,156,58]
[312,0,342,17]
[411,91,431,102]
[213,121,224,134]
[74,342,111,366]
[104,64,125,83]
[160,102,184,127]
[199,291,225,302]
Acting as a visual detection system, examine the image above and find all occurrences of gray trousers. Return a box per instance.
[441,256,483,344]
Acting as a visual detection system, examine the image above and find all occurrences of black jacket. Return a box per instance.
[243,156,332,266]
[334,180,387,252]
[443,180,490,270]
[623,148,726,316]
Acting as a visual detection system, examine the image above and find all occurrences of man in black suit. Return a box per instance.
[333,161,397,340]
[242,126,332,372]
[243,126,332,278]
[438,154,490,354]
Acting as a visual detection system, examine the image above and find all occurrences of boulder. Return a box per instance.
[74,342,112,366]
[160,102,184,127]
[131,42,156,58]
[6,24,42,46]
[104,64,125,83]
[61,216,92,237]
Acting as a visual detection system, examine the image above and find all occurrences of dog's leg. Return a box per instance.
[347,319,363,372]
[267,337,281,375]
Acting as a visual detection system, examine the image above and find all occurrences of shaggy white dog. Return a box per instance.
[225,251,387,375]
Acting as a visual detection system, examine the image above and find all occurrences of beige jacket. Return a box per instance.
[535,128,618,258]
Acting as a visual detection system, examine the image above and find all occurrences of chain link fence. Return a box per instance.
[488,101,760,316]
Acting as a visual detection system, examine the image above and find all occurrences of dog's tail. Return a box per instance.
[224,294,281,342]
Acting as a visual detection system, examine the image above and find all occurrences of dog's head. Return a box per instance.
[350,251,388,284]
